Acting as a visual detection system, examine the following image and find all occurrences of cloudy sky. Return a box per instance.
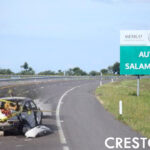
[0,0,150,73]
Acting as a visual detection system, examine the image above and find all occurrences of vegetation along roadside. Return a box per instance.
[96,79,150,138]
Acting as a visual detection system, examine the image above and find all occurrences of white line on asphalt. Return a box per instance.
[56,86,80,147]
[63,146,70,150]
[16,145,24,147]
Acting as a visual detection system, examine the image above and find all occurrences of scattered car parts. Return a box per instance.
[0,97,43,134]
[25,125,51,138]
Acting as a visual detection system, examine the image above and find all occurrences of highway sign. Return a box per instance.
[120,30,150,75]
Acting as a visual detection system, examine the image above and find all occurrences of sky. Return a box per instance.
[0,0,150,73]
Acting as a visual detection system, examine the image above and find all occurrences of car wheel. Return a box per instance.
[22,124,31,134]
[18,121,31,134]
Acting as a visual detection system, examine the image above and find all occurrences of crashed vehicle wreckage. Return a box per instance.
[0,97,43,134]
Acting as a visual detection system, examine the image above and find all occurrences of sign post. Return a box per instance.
[137,75,140,96]
[120,30,150,96]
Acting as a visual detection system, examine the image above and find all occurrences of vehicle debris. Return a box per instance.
[0,97,43,134]
[0,131,4,136]
[25,125,51,138]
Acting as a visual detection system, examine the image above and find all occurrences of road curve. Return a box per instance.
[60,80,143,150]
[0,79,143,150]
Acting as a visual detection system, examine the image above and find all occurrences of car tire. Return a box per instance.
[22,124,31,134]
[18,120,31,134]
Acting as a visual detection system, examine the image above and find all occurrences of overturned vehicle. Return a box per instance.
[0,97,42,134]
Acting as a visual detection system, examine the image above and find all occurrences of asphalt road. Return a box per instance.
[0,79,145,150]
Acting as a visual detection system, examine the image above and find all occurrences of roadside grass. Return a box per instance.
[96,79,150,138]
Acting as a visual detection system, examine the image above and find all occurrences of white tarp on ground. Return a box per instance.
[25,125,51,138]
[0,111,6,120]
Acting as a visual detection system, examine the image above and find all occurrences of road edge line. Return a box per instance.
[56,86,80,146]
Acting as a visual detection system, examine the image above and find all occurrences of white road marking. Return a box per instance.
[63,146,70,150]
[16,145,24,147]
[56,86,80,146]
[24,138,32,142]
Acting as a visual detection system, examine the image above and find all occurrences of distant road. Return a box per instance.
[0,79,143,150]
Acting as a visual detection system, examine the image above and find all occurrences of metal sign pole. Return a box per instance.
[137,75,140,96]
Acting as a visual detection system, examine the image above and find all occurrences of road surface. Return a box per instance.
[0,79,144,150]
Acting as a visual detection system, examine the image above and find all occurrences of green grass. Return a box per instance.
[96,79,150,138]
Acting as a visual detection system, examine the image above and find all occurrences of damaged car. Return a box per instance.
[0,97,43,134]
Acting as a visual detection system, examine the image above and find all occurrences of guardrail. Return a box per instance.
[0,75,146,82]
[0,75,100,82]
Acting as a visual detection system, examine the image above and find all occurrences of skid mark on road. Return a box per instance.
[56,86,80,150]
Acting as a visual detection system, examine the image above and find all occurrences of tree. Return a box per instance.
[38,70,56,75]
[72,67,87,76]
[107,66,113,74]
[89,71,99,76]
[28,67,33,72]
[112,62,120,74]
[19,62,35,75]
[101,69,108,74]
[57,70,64,75]
[27,67,35,75]
[66,67,87,76]
[21,62,29,71]
[0,69,14,75]
[66,68,74,76]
